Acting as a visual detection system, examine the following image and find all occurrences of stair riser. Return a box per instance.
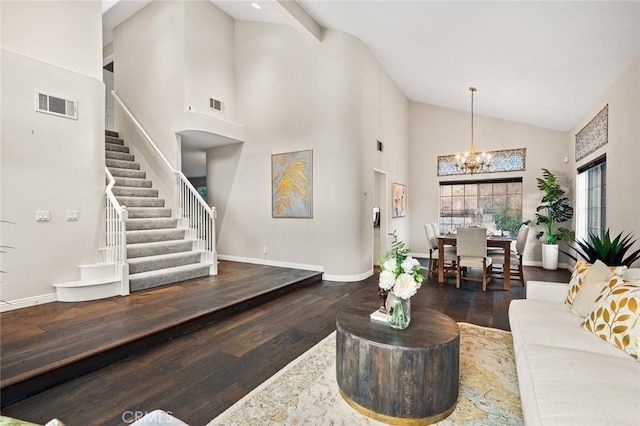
[126,230,185,244]
[126,219,178,231]
[108,168,146,179]
[106,151,135,162]
[106,143,129,153]
[127,208,172,219]
[106,159,140,170]
[130,266,210,292]
[128,253,201,274]
[114,177,153,188]
[127,241,193,258]
[116,197,165,208]
[113,187,159,198]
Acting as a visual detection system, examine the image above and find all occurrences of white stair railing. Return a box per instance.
[111,91,217,275]
[105,167,129,295]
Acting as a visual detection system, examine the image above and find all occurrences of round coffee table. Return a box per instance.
[336,306,460,425]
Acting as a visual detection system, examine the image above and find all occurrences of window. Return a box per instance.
[576,156,606,242]
[439,178,523,236]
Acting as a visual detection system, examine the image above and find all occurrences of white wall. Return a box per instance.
[569,55,640,260]
[408,102,570,264]
[184,0,236,122]
[0,1,103,81]
[114,0,185,168]
[0,1,104,304]
[219,23,409,279]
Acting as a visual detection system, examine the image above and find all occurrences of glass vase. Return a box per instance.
[386,292,411,329]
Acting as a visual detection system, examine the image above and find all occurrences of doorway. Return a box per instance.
[103,61,115,131]
[373,169,389,268]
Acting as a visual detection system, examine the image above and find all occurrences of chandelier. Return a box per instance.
[455,87,491,174]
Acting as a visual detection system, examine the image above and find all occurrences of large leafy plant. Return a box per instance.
[562,229,640,267]
[535,168,574,244]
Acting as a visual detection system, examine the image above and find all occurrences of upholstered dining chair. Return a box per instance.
[488,226,529,284]
[456,227,492,291]
[424,224,456,277]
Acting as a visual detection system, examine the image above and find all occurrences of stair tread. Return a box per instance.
[129,262,210,279]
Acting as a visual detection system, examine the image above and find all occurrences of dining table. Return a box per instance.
[437,234,514,290]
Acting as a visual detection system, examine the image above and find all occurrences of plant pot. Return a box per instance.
[542,243,559,270]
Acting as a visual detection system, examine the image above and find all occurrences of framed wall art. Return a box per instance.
[392,182,407,218]
[272,149,313,218]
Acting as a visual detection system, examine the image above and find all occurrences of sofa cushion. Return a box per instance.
[582,277,640,361]
[509,299,630,359]
[570,260,614,317]
[565,260,627,306]
[516,344,640,426]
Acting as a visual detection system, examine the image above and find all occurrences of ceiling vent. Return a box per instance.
[37,92,78,119]
[209,98,225,113]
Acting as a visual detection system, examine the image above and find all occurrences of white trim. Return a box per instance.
[410,252,430,259]
[217,254,324,273]
[1,293,56,312]
[323,269,374,283]
[523,260,571,270]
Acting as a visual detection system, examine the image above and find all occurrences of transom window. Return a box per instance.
[439,178,523,236]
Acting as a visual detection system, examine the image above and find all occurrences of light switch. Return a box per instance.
[66,210,79,221]
[36,210,50,221]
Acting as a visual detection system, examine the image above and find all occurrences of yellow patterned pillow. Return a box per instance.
[582,277,640,361]
[565,260,628,306]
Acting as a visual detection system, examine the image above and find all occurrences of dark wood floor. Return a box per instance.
[1,261,569,426]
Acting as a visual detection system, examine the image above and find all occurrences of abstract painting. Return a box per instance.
[272,149,313,218]
[392,183,407,218]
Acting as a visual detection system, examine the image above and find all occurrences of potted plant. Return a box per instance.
[535,168,574,270]
[562,229,640,268]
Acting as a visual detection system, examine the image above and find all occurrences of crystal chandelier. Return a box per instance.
[455,87,491,174]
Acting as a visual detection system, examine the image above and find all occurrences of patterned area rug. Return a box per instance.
[208,323,523,425]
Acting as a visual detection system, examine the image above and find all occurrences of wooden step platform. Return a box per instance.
[0,261,322,407]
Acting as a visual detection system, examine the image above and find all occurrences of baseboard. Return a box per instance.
[523,260,571,270]
[217,255,324,273]
[1,293,56,312]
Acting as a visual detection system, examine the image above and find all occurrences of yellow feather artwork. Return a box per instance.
[272,150,313,218]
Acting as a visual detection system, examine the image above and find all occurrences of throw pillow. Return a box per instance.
[582,277,640,361]
[565,260,628,306]
[571,260,615,317]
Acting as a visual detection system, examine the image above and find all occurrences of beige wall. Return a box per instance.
[408,102,570,264]
[219,23,409,279]
[1,1,104,304]
[569,55,640,264]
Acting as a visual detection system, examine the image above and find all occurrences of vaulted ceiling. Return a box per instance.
[104,1,640,131]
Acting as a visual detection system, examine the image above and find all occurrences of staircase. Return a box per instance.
[105,130,211,291]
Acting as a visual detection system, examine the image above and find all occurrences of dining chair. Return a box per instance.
[489,226,529,284]
[424,224,456,278]
[456,227,492,291]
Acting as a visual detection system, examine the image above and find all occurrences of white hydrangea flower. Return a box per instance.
[393,273,418,299]
[379,270,396,290]
[401,256,420,273]
[383,258,398,274]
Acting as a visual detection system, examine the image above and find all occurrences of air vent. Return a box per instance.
[209,98,225,113]
[36,92,78,119]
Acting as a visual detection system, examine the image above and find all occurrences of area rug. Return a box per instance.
[208,323,523,425]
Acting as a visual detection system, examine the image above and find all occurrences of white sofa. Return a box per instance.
[509,277,640,425]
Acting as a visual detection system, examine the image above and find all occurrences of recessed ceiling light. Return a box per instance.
[251,2,261,10]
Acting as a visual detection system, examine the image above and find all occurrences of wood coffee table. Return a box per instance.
[336,306,460,425]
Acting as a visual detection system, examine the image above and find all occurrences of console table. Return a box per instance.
[336,307,460,425]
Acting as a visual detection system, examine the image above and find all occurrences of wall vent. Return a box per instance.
[36,92,78,119]
[209,98,225,113]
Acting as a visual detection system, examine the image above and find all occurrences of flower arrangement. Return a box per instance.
[379,231,424,298]
[378,231,424,329]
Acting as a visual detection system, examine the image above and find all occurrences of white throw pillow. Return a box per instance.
[571,260,615,317]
